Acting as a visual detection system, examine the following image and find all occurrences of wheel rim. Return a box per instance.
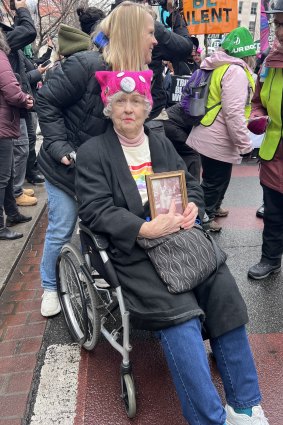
[81,280,101,350]
[58,253,88,344]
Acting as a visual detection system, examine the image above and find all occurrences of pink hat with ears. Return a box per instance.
[95,70,153,106]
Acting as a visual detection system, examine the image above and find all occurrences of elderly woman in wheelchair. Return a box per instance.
[72,70,268,425]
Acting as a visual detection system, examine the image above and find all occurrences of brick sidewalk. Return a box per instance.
[0,211,48,425]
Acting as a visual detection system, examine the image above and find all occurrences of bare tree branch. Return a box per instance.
[1,0,113,54]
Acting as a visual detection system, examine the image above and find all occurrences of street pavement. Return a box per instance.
[0,159,282,425]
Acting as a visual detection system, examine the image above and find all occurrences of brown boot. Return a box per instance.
[215,207,229,217]
[23,188,35,197]
[16,193,37,207]
[203,220,222,232]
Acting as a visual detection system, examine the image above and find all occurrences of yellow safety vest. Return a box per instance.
[259,68,283,160]
[200,64,255,127]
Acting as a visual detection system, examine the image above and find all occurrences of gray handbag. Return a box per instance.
[137,225,227,294]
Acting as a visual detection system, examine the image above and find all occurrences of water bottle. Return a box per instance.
[190,90,205,117]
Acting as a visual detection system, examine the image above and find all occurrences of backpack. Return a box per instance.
[180,69,215,126]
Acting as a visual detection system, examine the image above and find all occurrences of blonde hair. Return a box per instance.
[96,1,153,71]
[242,55,256,71]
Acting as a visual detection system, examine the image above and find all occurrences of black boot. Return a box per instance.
[26,172,45,185]
[0,227,23,240]
[248,262,281,279]
[256,203,264,219]
[6,213,32,227]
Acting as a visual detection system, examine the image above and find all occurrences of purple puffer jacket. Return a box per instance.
[0,50,29,139]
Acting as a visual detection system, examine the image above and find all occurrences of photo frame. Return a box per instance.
[146,171,188,219]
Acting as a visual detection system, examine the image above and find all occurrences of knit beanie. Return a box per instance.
[222,27,256,58]
[58,24,91,57]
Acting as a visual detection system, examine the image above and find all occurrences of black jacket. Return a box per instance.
[150,18,193,118]
[0,8,36,119]
[24,56,42,100]
[0,8,37,95]
[75,123,248,333]
[36,51,107,196]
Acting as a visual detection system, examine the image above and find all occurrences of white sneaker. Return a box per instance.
[41,290,61,317]
[225,404,269,425]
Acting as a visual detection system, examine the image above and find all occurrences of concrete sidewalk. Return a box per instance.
[0,183,47,294]
[0,134,47,294]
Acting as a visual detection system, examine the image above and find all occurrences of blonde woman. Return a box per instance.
[36,1,157,317]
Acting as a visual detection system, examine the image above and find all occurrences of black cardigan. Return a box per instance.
[75,124,248,334]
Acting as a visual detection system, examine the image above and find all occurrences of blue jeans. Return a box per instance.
[155,318,261,425]
[40,180,78,291]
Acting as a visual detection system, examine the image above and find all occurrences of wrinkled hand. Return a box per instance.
[15,0,27,9]
[139,201,184,239]
[61,156,72,166]
[181,202,198,229]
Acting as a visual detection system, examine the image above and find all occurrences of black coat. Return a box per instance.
[0,8,37,95]
[0,8,37,119]
[75,124,248,335]
[150,19,193,118]
[36,51,107,196]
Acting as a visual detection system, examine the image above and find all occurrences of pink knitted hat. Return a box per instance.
[95,70,153,106]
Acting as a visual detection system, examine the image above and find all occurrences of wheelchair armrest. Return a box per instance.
[79,222,109,251]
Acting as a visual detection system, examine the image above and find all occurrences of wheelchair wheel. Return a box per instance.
[121,374,136,418]
[57,243,101,349]
[81,276,101,350]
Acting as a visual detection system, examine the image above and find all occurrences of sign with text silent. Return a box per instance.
[183,0,238,35]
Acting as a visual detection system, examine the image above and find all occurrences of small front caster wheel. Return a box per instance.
[121,373,136,418]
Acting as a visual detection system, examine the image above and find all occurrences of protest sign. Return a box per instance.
[169,75,190,104]
[183,0,238,35]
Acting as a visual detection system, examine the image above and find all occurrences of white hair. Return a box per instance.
[103,91,152,118]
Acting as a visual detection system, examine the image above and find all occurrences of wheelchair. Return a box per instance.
[56,222,136,418]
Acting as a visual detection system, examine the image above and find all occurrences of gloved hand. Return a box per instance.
[247,116,269,135]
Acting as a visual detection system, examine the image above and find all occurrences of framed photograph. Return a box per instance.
[146,171,188,219]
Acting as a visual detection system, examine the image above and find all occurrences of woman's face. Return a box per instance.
[111,92,148,138]
[274,13,283,46]
[194,52,201,64]
[142,14,158,65]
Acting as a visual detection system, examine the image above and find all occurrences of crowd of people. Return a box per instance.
[2,0,283,423]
